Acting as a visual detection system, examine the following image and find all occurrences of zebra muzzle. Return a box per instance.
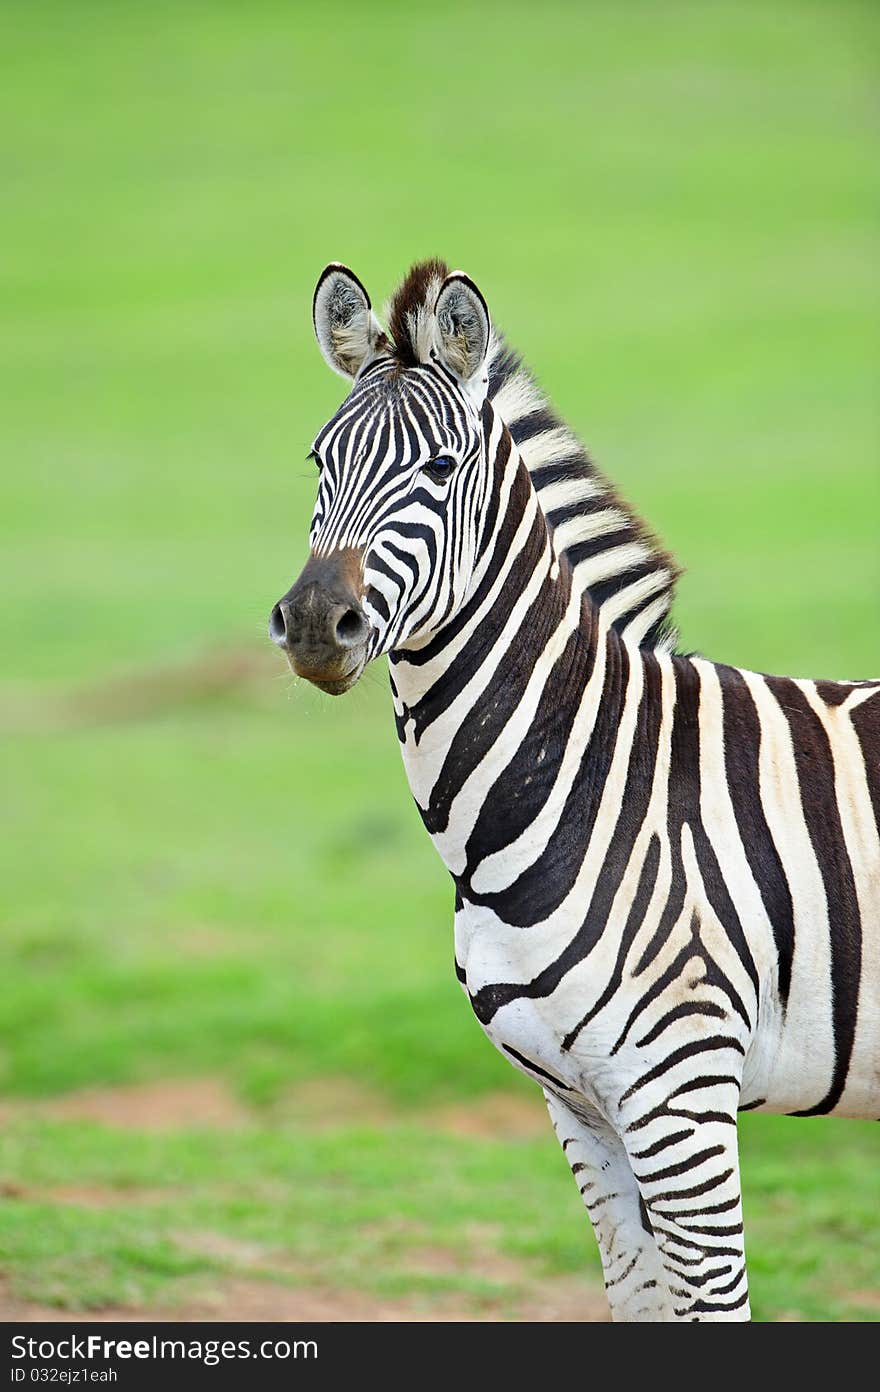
[268,548,369,695]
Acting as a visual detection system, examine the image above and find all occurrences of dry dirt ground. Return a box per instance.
[0,1076,610,1324]
[0,1279,610,1325]
[0,1076,551,1139]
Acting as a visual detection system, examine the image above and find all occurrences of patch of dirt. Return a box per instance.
[172,923,276,959]
[2,1181,181,1209]
[172,1231,278,1269]
[834,1288,880,1311]
[422,1090,548,1139]
[274,1075,398,1130]
[0,1274,609,1324]
[251,1076,549,1140]
[49,1184,171,1209]
[1,646,276,734]
[188,1279,487,1322]
[0,1078,251,1131]
[399,1244,528,1285]
[0,1076,549,1142]
[398,1245,472,1278]
[521,1276,615,1321]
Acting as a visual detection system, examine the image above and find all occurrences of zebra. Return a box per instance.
[268,259,880,1322]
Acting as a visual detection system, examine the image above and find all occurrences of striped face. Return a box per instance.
[309,359,488,656]
[269,262,494,692]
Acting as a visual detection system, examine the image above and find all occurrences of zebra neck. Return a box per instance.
[389,454,615,880]
[487,331,679,651]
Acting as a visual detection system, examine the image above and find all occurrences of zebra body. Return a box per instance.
[395,595,879,1125]
[270,260,880,1321]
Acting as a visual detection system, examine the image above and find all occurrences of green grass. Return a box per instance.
[1,0,878,1322]
[0,1116,876,1322]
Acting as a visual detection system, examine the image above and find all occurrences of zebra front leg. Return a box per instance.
[622,1104,750,1321]
[544,1090,673,1321]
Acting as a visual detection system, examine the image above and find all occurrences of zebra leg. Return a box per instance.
[544,1090,673,1321]
[622,1112,751,1321]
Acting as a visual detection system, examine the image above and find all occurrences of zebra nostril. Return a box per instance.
[335,607,368,648]
[268,602,288,647]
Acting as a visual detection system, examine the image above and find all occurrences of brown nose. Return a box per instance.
[269,592,369,653]
[268,551,369,673]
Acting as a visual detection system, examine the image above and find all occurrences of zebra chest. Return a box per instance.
[453,903,596,1102]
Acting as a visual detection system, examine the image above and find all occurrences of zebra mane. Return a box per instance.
[384,262,681,652]
[487,334,680,652]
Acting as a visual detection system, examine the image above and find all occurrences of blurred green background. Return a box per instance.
[1,0,878,1322]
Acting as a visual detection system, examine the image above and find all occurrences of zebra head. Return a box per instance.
[270,261,495,694]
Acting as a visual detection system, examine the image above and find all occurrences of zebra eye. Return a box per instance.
[307,449,322,471]
[424,455,457,482]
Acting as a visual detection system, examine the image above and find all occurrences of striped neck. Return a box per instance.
[389,404,619,879]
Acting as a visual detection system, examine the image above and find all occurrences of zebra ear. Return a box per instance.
[313,263,385,380]
[433,272,491,384]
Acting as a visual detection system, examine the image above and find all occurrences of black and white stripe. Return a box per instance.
[281,260,880,1322]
